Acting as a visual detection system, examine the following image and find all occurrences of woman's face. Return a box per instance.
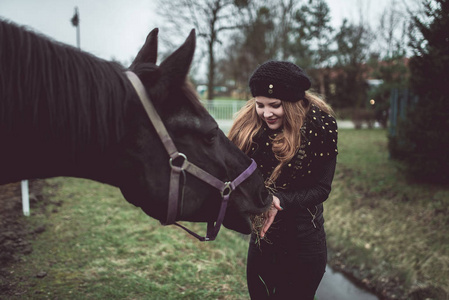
[255,96,285,130]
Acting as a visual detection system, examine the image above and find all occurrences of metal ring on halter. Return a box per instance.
[220,182,233,197]
[169,153,187,169]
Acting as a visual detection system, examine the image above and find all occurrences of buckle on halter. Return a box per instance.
[221,181,233,197]
[169,153,187,170]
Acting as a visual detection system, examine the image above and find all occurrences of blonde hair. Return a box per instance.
[228,91,334,186]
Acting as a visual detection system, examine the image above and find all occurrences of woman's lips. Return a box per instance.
[266,118,277,124]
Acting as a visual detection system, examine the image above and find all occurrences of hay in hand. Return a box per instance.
[250,213,272,247]
[250,190,277,247]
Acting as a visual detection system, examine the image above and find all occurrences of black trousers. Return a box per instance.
[246,233,327,300]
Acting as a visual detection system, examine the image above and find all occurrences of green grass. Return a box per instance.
[325,129,449,299]
[9,178,250,299]
[6,128,449,299]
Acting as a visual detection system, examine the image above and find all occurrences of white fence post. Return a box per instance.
[21,180,30,216]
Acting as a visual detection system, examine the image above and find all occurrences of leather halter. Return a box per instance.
[125,71,257,241]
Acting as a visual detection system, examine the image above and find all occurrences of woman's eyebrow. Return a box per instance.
[256,100,280,105]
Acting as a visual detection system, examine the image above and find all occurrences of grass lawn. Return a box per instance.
[3,128,448,299]
[6,178,251,299]
[325,128,449,299]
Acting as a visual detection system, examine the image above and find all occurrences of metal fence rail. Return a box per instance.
[389,89,418,137]
[201,100,247,120]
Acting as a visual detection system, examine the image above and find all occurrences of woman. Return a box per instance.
[228,61,338,299]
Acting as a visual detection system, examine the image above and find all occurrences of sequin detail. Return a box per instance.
[248,104,338,189]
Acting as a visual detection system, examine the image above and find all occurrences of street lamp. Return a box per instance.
[71,7,80,49]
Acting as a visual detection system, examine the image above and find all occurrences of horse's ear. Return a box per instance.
[158,29,196,88]
[130,28,158,68]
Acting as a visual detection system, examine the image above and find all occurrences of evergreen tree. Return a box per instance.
[292,0,334,95]
[389,0,449,183]
[293,0,333,68]
[330,19,372,110]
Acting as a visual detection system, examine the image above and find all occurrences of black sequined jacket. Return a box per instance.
[249,104,338,242]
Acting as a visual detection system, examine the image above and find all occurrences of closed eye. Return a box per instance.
[256,102,282,109]
[204,127,218,144]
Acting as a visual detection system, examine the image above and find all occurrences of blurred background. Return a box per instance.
[1,1,448,299]
[0,0,425,131]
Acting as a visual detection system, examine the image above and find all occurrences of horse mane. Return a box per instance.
[182,81,208,115]
[0,19,207,152]
[0,19,134,150]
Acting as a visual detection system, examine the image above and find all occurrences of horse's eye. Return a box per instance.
[204,129,217,144]
[205,134,216,144]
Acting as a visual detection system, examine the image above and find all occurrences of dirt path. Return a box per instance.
[0,179,48,296]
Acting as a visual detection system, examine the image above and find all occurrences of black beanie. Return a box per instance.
[249,61,311,102]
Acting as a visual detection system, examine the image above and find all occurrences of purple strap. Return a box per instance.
[176,159,257,241]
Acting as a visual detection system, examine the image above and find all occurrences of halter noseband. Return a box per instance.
[125,71,257,241]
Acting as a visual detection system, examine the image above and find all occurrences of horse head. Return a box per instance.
[0,19,270,237]
[118,29,271,235]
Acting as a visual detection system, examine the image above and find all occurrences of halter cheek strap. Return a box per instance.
[125,71,257,241]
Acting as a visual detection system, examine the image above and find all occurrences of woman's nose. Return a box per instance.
[264,110,273,117]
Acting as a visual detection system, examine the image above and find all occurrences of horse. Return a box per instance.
[0,19,271,239]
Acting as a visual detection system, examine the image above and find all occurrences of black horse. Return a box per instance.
[0,19,270,236]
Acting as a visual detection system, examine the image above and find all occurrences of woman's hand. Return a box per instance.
[260,195,283,238]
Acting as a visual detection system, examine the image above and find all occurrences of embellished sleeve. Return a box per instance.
[310,109,338,161]
[275,156,336,210]
[274,107,338,210]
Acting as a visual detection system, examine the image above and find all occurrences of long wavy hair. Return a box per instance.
[228,91,334,186]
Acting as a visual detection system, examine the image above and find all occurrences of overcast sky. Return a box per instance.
[1,0,403,68]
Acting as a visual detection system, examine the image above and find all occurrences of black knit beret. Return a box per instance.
[249,61,311,102]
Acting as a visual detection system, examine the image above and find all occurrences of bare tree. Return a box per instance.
[217,0,313,99]
[157,0,248,100]
[277,0,298,60]
[376,0,412,58]
[217,3,278,99]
